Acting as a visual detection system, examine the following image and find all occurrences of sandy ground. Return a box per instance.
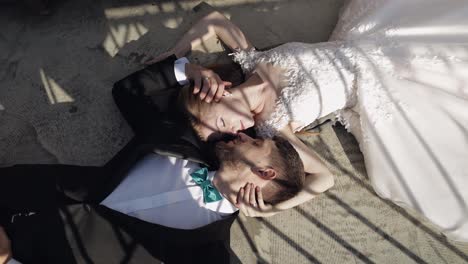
[1,0,468,263]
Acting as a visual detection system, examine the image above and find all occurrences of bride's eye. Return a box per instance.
[217,117,226,131]
[221,118,226,127]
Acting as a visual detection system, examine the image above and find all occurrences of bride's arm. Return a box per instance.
[168,11,254,58]
[238,126,334,217]
[147,11,253,102]
[274,127,335,208]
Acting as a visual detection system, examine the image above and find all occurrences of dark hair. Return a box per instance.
[266,136,305,204]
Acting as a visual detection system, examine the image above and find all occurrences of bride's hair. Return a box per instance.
[178,62,244,140]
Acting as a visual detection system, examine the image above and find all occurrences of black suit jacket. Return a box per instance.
[0,55,238,264]
[91,54,237,259]
[91,55,213,202]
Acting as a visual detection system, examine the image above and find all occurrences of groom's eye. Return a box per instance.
[221,118,226,127]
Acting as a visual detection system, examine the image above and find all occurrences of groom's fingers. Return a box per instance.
[205,79,218,103]
[199,78,210,100]
[193,77,202,94]
[213,76,225,102]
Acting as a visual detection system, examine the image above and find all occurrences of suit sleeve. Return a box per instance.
[112,55,182,137]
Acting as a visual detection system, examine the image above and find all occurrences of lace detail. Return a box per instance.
[231,3,460,143]
[232,42,357,138]
[230,48,260,74]
[230,38,409,139]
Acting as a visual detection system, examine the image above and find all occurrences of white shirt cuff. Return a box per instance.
[7,259,22,264]
[174,57,190,85]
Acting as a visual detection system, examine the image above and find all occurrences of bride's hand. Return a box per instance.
[185,63,232,103]
[236,183,279,217]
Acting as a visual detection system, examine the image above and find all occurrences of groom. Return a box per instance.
[0,55,305,264]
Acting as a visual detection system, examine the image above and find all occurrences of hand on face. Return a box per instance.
[185,63,232,103]
[236,182,277,217]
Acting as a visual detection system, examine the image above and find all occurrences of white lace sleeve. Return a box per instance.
[230,48,260,74]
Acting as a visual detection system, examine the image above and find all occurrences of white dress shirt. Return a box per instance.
[101,153,238,230]
[174,57,190,85]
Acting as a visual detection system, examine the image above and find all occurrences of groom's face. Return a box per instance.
[213,133,277,197]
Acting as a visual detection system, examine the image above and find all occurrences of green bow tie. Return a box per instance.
[190,167,223,203]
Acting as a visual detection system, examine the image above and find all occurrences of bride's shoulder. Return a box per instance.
[254,62,288,88]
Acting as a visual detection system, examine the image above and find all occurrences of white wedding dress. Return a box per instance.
[233,0,468,242]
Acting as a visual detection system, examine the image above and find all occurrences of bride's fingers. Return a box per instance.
[256,186,266,209]
[236,187,243,206]
[249,184,256,207]
[244,183,252,205]
[237,188,250,215]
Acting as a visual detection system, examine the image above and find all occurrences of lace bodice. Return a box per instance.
[232,42,357,138]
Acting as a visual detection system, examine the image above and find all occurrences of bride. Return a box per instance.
[161,1,468,241]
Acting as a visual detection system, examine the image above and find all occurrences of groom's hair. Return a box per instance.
[265,136,305,204]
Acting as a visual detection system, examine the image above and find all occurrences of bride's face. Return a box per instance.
[198,97,255,141]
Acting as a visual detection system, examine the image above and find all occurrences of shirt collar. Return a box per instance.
[204,171,238,214]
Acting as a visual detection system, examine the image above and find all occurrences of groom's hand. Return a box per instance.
[236,183,278,217]
[0,226,12,264]
[185,63,232,103]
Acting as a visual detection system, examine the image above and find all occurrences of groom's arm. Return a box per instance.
[112,55,224,135]
[112,55,183,138]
